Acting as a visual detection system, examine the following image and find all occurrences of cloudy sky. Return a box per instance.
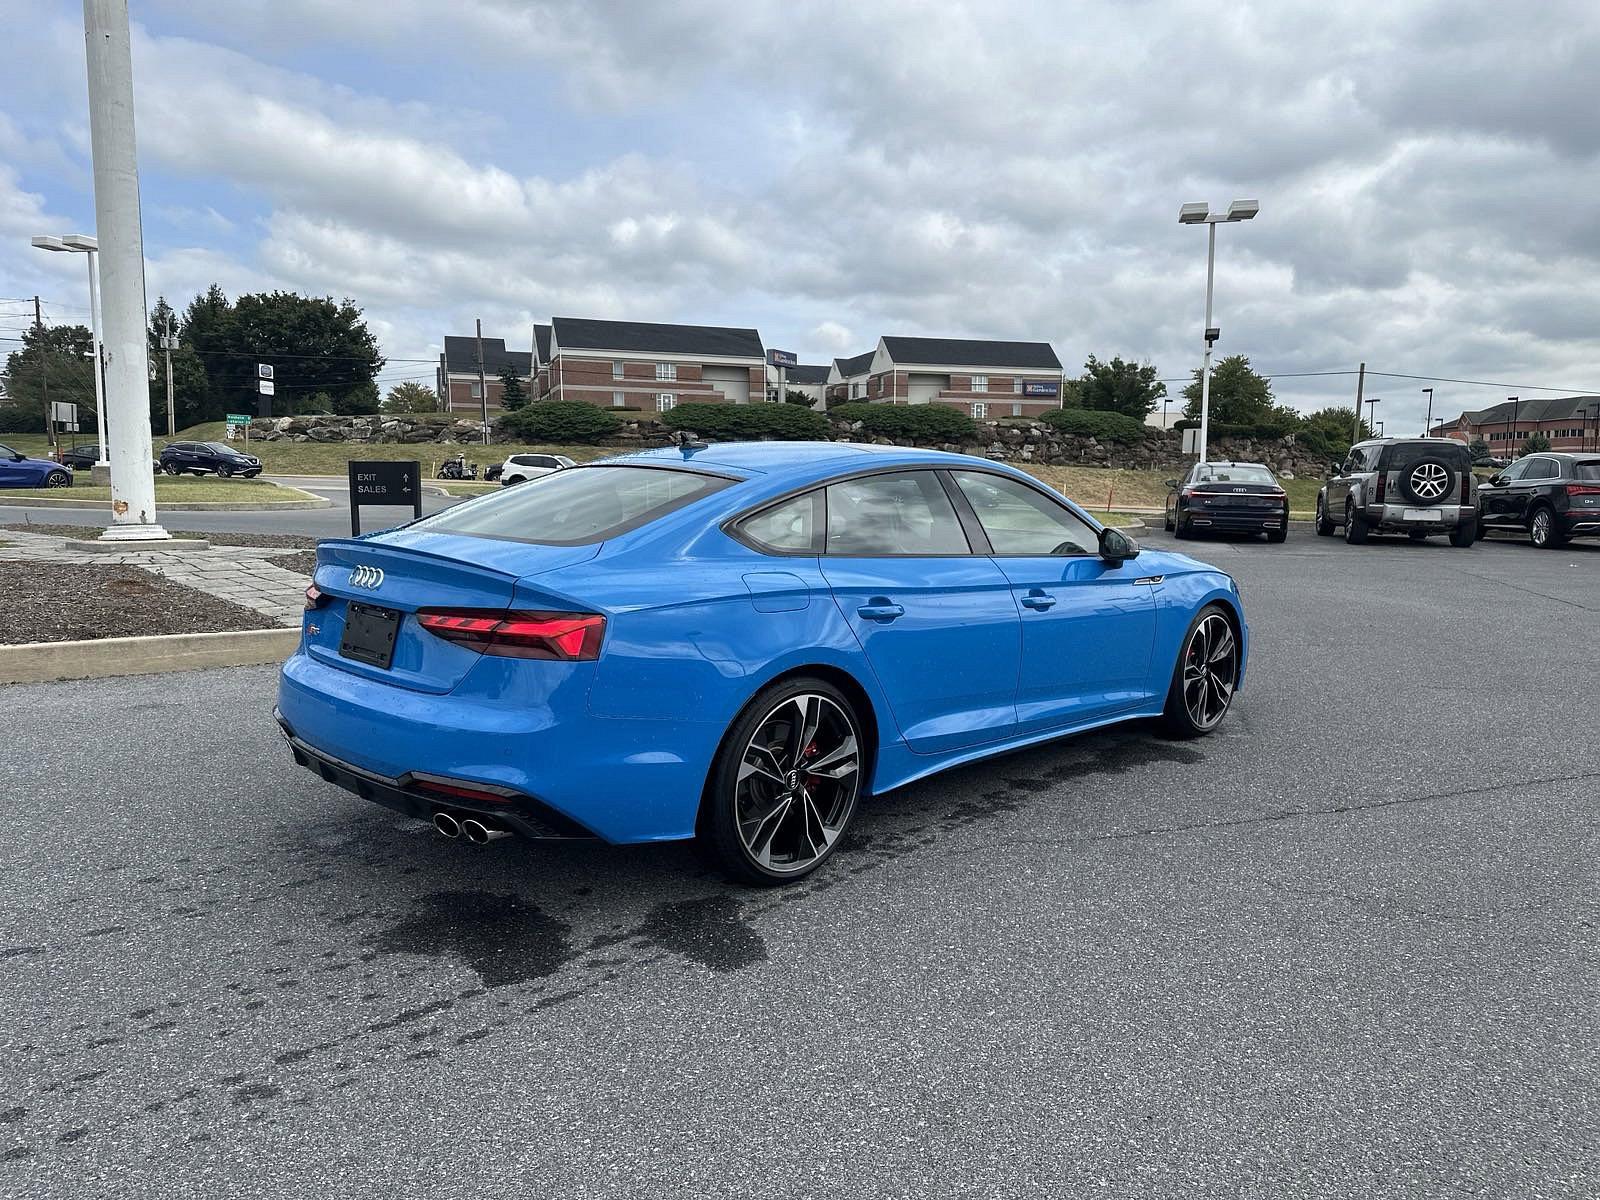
[4,0,1599,431]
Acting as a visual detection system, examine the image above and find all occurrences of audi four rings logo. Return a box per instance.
[350,565,385,589]
[1409,462,1449,501]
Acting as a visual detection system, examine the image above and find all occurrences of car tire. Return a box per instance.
[216,464,233,478]
[1528,505,1566,549]
[1163,509,1174,532]
[1398,456,1457,506]
[44,470,71,488]
[164,463,183,475]
[700,676,866,886]
[1449,519,1477,548]
[1161,603,1240,739]
[1315,495,1334,536]
[1266,527,1287,543]
[1173,514,1192,539]
[506,475,525,487]
[1344,502,1370,544]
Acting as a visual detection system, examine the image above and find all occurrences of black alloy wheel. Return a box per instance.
[164,463,184,475]
[1162,605,1240,737]
[44,470,71,488]
[703,679,864,885]
[217,464,233,478]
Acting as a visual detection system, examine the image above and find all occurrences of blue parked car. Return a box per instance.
[0,442,72,488]
[277,442,1247,884]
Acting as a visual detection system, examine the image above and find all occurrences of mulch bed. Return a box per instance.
[0,563,281,645]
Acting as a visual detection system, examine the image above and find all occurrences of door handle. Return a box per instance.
[856,600,904,622]
[1021,590,1056,611]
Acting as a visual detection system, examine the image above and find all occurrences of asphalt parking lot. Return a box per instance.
[2,530,1595,1198]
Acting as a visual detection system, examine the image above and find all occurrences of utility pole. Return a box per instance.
[474,318,490,446]
[1509,396,1521,456]
[1351,362,1365,444]
[83,0,167,541]
[34,296,53,454]
[162,310,175,436]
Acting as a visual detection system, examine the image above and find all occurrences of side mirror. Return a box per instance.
[1163,478,1179,490]
[9,452,24,462]
[1489,473,1506,486]
[1098,526,1140,563]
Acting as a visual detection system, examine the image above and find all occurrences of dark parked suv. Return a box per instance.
[159,440,262,478]
[1316,437,1476,546]
[1478,452,1600,547]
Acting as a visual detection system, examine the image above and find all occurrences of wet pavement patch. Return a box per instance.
[363,890,575,989]
[639,895,767,974]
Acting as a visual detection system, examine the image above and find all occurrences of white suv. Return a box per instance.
[498,452,575,486]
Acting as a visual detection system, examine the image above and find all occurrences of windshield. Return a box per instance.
[411,464,733,545]
[1195,465,1276,485]
[1573,460,1600,481]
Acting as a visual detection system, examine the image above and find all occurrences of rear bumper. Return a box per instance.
[1184,509,1286,531]
[1365,503,1473,529]
[276,649,723,844]
[1560,512,1600,536]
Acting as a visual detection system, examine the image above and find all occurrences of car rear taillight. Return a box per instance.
[1567,484,1600,497]
[417,610,606,660]
[1375,471,1387,503]
[304,584,329,610]
[1462,471,1471,503]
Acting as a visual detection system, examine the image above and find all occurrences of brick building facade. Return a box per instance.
[1431,396,1600,453]
[546,318,766,413]
[826,336,1065,416]
[437,335,535,413]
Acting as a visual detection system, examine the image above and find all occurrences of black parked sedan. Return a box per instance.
[1478,452,1600,547]
[1164,461,1290,542]
[159,440,262,478]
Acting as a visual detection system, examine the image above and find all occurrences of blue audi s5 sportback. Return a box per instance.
[276,441,1247,884]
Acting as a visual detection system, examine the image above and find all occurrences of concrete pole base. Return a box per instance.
[89,463,112,485]
[96,523,173,542]
[84,532,210,552]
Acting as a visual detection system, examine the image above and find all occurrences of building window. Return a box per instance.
[612,391,626,408]
[971,375,988,393]
[971,402,988,419]
[612,361,624,379]
[1011,403,1022,417]
[851,381,864,399]
[1013,377,1023,394]
[470,382,482,399]
[656,393,676,412]
[655,362,676,382]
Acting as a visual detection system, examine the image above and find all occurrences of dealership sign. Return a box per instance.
[1023,380,1060,397]
[767,349,798,368]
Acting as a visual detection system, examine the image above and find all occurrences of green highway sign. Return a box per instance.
[225,413,251,426]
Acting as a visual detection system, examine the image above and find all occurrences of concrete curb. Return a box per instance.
[0,627,300,685]
[9,493,333,511]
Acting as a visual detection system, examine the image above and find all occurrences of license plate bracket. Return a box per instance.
[340,601,401,669]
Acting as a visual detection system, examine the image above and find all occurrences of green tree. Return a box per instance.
[1520,432,1551,455]
[1181,355,1276,425]
[1297,406,1372,464]
[146,296,210,434]
[1468,436,1489,460]
[783,388,815,406]
[383,381,439,413]
[1076,355,1165,419]
[1,323,96,439]
[178,287,384,421]
[498,362,529,411]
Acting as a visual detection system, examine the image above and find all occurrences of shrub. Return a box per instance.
[831,403,976,442]
[1039,407,1147,443]
[496,401,620,443]
[662,402,828,440]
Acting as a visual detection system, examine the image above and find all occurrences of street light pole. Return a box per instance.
[82,0,167,541]
[1366,396,1380,436]
[29,235,108,467]
[1179,199,1258,464]
[1422,387,1433,438]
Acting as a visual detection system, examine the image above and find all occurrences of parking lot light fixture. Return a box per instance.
[1423,387,1434,437]
[1179,200,1259,463]
[1366,396,1380,436]
[31,234,108,467]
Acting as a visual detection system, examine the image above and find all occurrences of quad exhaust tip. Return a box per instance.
[460,817,512,845]
[432,811,461,839]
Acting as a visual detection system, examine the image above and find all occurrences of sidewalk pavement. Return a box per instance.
[0,529,311,628]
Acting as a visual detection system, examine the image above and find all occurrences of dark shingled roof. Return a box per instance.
[786,364,830,385]
[553,317,763,359]
[1463,395,1600,424]
[880,336,1061,370]
[534,324,551,363]
[833,351,875,377]
[442,336,532,376]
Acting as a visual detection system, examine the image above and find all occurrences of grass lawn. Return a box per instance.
[39,478,318,504]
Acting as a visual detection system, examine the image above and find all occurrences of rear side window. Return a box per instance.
[951,470,1098,555]
[1574,460,1600,481]
[825,471,970,556]
[736,492,822,553]
[1523,457,1558,480]
[413,465,731,545]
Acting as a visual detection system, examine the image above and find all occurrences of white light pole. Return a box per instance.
[81,0,167,540]
[1179,199,1258,464]
[31,234,109,470]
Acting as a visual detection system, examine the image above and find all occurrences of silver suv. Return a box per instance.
[1316,437,1477,546]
